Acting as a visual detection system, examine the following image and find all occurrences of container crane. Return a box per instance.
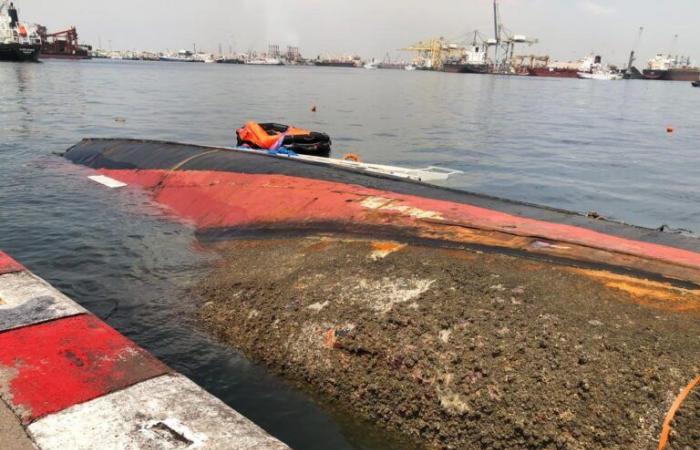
[400,37,464,70]
[488,0,538,72]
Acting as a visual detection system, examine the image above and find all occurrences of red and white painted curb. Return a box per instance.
[0,250,289,449]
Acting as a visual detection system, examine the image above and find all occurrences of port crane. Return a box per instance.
[37,26,81,54]
[400,37,465,70]
[488,0,538,72]
[624,26,644,77]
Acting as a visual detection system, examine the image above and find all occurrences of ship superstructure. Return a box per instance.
[0,1,41,62]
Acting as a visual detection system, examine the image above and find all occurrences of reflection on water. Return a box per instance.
[1,60,699,449]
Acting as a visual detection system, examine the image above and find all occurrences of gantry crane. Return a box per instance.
[488,0,538,72]
[400,37,465,70]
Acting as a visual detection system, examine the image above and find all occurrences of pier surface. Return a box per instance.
[0,250,289,450]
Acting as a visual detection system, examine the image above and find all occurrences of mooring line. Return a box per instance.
[658,375,699,450]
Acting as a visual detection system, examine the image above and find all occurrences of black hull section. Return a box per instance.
[642,69,668,80]
[443,63,490,74]
[624,67,645,79]
[0,43,40,62]
[314,62,356,68]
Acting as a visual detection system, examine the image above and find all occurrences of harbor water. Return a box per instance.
[1,60,699,449]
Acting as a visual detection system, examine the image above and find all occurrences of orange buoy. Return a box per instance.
[311,105,317,112]
[342,153,360,162]
[666,126,674,133]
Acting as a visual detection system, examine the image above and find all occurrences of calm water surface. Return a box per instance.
[1,60,699,449]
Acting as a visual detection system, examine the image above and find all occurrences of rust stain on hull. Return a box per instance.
[571,268,700,314]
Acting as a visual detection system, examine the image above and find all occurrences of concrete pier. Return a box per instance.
[0,250,289,450]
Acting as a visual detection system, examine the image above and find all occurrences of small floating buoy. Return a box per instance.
[342,153,360,162]
[311,105,317,112]
[666,126,674,133]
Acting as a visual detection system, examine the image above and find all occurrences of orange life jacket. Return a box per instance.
[236,121,312,150]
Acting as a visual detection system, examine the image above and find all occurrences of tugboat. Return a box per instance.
[0,1,41,62]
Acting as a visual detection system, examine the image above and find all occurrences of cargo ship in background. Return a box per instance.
[528,55,596,78]
[443,44,490,73]
[0,1,41,62]
[37,25,91,59]
[377,53,405,70]
[643,53,700,81]
[314,56,360,67]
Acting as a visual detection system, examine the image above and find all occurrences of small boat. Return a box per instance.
[363,60,379,70]
[404,64,416,71]
[692,80,700,87]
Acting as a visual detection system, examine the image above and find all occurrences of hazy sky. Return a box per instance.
[15,0,700,64]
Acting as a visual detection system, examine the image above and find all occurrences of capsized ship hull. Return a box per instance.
[63,138,700,450]
[63,138,700,284]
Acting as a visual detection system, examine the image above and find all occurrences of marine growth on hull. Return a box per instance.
[198,236,700,450]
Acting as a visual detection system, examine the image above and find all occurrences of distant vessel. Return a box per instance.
[37,26,91,59]
[160,50,196,62]
[667,67,700,81]
[217,56,245,64]
[377,52,405,70]
[246,57,283,65]
[643,54,700,81]
[529,55,596,78]
[0,1,41,62]
[443,41,490,74]
[404,64,416,71]
[377,62,403,69]
[363,59,379,69]
[577,71,623,80]
[577,57,622,80]
[314,56,359,68]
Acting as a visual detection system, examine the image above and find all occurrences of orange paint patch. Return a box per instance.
[323,328,337,349]
[370,241,406,259]
[437,248,477,262]
[571,268,700,314]
[305,240,332,253]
